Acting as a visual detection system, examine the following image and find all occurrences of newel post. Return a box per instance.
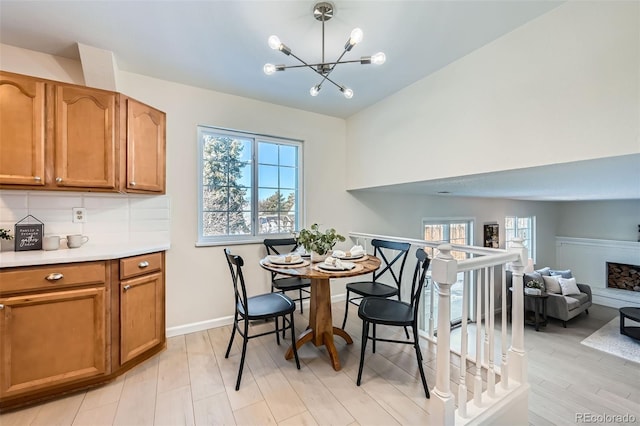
[430,244,457,425]
[507,238,528,384]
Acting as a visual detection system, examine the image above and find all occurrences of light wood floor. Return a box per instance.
[1,303,638,425]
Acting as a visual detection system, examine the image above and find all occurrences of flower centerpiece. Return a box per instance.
[525,279,544,295]
[296,223,345,262]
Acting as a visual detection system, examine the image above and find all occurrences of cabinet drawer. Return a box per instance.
[120,252,162,280]
[0,262,107,295]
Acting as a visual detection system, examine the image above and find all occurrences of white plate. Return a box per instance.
[317,261,355,271]
[267,256,304,265]
[334,253,365,260]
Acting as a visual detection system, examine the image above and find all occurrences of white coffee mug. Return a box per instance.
[67,234,89,248]
[43,235,66,251]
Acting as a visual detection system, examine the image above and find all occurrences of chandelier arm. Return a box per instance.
[278,59,365,70]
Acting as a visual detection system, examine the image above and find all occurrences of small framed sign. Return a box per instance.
[14,215,44,251]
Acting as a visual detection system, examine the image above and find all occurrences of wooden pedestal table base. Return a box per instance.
[284,277,353,370]
[260,256,381,371]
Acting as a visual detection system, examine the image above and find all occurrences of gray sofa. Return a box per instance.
[506,268,592,327]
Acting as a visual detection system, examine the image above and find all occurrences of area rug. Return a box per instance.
[581,318,640,364]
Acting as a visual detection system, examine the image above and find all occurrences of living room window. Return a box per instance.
[197,126,303,245]
[505,215,536,260]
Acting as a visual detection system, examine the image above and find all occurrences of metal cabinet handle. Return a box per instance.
[34,176,42,181]
[138,261,149,269]
[55,177,63,183]
[123,285,131,292]
[130,181,136,187]
[46,273,64,281]
[0,304,4,310]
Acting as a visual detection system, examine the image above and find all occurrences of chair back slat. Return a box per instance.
[224,248,249,313]
[371,239,411,290]
[410,248,431,318]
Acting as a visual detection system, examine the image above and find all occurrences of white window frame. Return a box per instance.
[505,215,536,261]
[196,125,304,246]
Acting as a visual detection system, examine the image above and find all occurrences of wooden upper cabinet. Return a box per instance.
[0,72,46,186]
[54,85,117,189]
[125,98,166,193]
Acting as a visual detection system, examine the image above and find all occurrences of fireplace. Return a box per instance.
[607,262,640,292]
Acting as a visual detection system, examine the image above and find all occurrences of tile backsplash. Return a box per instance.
[0,191,171,246]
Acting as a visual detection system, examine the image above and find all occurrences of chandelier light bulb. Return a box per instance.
[349,28,363,46]
[264,63,277,75]
[341,87,354,99]
[268,35,281,50]
[310,85,321,96]
[371,52,386,65]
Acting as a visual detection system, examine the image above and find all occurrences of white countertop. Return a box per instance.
[0,242,171,268]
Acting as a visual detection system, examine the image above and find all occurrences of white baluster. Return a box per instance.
[488,266,496,397]
[474,270,483,406]
[458,270,470,418]
[501,266,510,389]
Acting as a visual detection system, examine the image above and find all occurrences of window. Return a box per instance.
[422,218,474,329]
[197,126,302,244]
[505,216,535,260]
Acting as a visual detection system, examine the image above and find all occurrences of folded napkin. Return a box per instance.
[349,245,365,256]
[332,249,346,258]
[267,254,302,263]
[324,256,344,268]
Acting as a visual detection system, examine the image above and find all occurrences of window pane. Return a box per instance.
[202,212,227,236]
[280,166,296,189]
[202,187,228,211]
[258,164,279,188]
[258,142,278,164]
[279,145,297,167]
[258,188,280,212]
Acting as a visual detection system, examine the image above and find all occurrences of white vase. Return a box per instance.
[310,251,328,263]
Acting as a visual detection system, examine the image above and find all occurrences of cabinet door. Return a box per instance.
[126,99,165,193]
[0,287,106,398]
[0,72,46,186]
[120,272,164,364]
[54,85,117,189]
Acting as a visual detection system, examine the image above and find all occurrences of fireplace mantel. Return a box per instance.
[556,237,640,308]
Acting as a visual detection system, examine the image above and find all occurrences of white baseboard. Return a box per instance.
[166,293,347,338]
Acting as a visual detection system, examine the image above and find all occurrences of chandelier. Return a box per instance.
[263,2,386,99]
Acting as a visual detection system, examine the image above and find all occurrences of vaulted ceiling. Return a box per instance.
[1,1,638,201]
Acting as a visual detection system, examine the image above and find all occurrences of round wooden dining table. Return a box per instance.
[259,255,381,371]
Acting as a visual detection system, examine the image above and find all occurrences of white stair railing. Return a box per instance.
[349,232,529,425]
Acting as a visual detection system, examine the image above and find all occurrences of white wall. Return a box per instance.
[346,1,640,190]
[557,200,640,242]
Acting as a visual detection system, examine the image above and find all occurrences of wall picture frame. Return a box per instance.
[484,223,499,248]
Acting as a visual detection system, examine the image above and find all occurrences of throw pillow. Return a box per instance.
[550,269,573,279]
[558,277,581,296]
[535,267,551,276]
[542,275,562,294]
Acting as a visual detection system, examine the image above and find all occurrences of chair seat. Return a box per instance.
[273,276,311,291]
[346,281,398,298]
[239,293,296,319]
[358,298,413,326]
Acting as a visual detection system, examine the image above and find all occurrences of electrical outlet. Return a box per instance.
[72,207,87,223]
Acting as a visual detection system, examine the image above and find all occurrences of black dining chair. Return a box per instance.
[223,248,300,391]
[263,238,312,314]
[341,239,411,330]
[356,248,431,398]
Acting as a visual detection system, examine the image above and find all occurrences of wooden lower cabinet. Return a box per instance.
[0,252,166,410]
[0,287,107,399]
[120,271,164,364]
